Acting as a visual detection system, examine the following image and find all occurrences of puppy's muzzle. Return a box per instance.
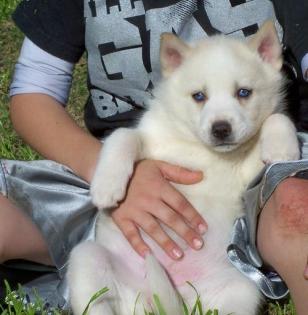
[211,120,232,140]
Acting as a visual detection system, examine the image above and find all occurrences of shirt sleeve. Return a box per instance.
[10,37,74,105]
[271,0,308,79]
[12,0,85,63]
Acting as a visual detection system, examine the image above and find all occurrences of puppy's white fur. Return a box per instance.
[68,21,300,315]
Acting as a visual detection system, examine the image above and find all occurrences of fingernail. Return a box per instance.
[141,248,151,258]
[198,223,207,234]
[195,171,204,180]
[172,248,183,259]
[193,238,203,250]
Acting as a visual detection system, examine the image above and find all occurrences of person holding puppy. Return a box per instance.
[0,0,307,313]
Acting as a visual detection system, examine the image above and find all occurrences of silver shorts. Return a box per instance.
[1,133,308,308]
[228,134,308,300]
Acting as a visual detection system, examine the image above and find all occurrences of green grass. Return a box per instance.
[1,281,298,315]
[1,280,65,314]
[0,0,19,22]
[0,2,299,315]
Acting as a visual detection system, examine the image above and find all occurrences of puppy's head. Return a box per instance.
[158,21,284,152]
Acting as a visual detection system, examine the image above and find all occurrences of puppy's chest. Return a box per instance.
[141,139,259,201]
[140,136,264,237]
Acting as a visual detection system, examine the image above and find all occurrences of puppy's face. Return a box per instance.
[159,21,283,152]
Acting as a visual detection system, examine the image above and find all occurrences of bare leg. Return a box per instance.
[0,194,52,265]
[257,178,308,315]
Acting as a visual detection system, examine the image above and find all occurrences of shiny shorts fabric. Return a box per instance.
[1,133,308,308]
[0,160,97,307]
[228,132,308,300]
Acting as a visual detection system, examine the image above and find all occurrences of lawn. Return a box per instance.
[0,1,299,315]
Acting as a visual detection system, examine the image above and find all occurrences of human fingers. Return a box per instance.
[112,215,150,258]
[161,182,207,234]
[149,201,204,251]
[134,212,184,260]
[157,161,204,185]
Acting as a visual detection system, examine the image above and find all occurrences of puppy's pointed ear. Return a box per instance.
[160,33,190,77]
[249,20,282,70]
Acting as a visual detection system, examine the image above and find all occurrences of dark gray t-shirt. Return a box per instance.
[83,0,280,137]
[12,0,307,137]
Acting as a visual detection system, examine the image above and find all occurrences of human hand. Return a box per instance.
[111,159,207,260]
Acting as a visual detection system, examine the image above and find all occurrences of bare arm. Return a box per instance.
[10,93,102,183]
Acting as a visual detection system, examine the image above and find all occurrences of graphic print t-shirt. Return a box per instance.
[13,0,282,138]
[83,0,282,137]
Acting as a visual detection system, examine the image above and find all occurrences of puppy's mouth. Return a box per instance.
[215,142,237,147]
[213,142,239,152]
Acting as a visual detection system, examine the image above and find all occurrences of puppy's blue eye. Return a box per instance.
[192,92,206,102]
[237,88,252,98]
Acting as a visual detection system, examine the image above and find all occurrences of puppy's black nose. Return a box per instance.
[211,121,232,140]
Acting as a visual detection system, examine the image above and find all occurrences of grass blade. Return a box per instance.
[82,287,109,315]
[153,294,167,315]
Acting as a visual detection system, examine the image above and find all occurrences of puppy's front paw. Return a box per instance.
[261,113,300,164]
[261,137,300,164]
[91,164,133,209]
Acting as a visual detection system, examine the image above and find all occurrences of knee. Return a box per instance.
[270,177,308,236]
[257,177,308,265]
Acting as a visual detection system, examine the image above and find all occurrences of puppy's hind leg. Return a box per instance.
[91,128,142,209]
[207,277,261,315]
[67,241,119,315]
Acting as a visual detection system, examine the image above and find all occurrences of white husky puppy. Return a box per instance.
[68,21,300,315]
